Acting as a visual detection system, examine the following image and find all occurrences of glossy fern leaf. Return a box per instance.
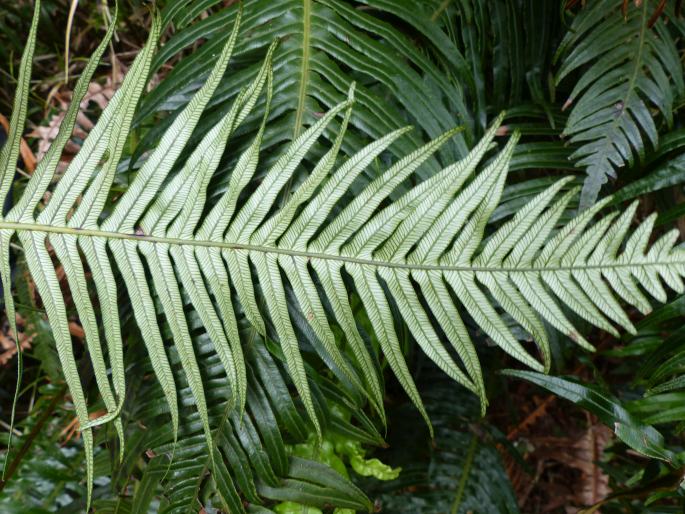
[556,0,684,209]
[2,2,685,507]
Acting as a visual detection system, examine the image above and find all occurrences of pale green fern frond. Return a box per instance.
[2,3,685,508]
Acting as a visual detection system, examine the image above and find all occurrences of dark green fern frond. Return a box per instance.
[556,0,684,209]
[115,332,375,514]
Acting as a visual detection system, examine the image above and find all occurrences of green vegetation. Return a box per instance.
[2,1,685,512]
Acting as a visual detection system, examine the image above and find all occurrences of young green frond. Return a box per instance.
[2,4,684,508]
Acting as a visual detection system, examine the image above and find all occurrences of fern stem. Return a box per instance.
[0,221,681,273]
[451,433,478,514]
[293,0,312,138]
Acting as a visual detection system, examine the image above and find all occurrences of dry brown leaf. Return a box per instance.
[68,321,85,340]
[526,422,612,513]
[29,108,67,161]
[0,113,37,173]
[0,336,32,366]
[495,125,510,136]
[27,65,124,168]
[0,314,35,366]
[570,423,612,509]
[61,408,107,442]
[83,80,117,110]
[507,395,555,441]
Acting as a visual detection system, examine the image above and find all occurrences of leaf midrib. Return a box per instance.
[292,0,312,138]
[1,220,681,273]
[594,1,649,164]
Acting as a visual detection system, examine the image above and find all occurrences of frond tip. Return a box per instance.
[1,4,684,508]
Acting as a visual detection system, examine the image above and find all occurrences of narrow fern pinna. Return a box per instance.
[2,1,684,507]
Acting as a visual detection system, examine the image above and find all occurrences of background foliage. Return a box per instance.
[2,1,685,513]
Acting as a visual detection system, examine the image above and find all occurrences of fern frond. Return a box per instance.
[556,0,684,208]
[121,334,374,514]
[370,365,519,514]
[2,5,685,506]
[0,0,41,479]
[138,0,472,180]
